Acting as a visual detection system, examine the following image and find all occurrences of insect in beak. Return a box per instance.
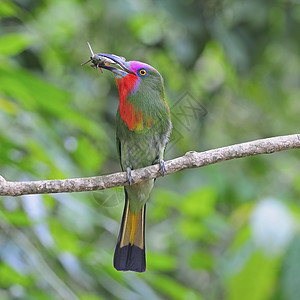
[81,42,136,76]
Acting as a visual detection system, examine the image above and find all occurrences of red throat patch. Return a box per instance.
[116,74,144,131]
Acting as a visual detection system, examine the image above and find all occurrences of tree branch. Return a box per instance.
[1,134,299,197]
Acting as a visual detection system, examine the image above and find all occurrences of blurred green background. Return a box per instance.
[1,0,300,299]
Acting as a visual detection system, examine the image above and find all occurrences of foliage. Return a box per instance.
[0,0,300,299]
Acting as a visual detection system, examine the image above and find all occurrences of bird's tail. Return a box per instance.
[113,194,146,272]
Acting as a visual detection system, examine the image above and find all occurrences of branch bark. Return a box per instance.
[1,134,299,197]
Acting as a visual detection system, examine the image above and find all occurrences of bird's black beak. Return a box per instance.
[97,53,136,76]
[81,42,136,76]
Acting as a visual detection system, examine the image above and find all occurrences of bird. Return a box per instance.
[85,48,172,272]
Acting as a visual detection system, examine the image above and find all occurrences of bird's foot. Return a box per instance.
[126,167,133,185]
[159,159,166,176]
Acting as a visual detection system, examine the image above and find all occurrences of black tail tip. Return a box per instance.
[114,243,146,272]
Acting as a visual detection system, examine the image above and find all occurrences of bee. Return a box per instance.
[81,42,133,75]
[81,42,112,73]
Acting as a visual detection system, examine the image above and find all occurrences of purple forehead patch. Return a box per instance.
[127,61,154,72]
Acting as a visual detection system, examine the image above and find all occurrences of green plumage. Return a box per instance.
[112,61,172,272]
[83,49,172,271]
[116,68,171,214]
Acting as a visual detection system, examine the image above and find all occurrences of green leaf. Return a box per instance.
[190,250,213,270]
[147,252,176,271]
[180,187,217,218]
[78,293,105,300]
[1,210,32,226]
[72,136,104,171]
[0,33,34,56]
[281,236,300,300]
[179,219,207,240]
[148,274,203,300]
[0,1,17,17]
[150,189,181,221]
[0,96,19,114]
[50,220,80,254]
[0,263,32,287]
[227,250,280,300]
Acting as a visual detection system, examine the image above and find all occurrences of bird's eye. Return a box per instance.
[137,68,148,77]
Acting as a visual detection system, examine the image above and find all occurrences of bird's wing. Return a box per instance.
[116,134,123,171]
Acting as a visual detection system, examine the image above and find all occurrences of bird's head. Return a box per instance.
[82,45,169,131]
[82,47,165,100]
[98,53,165,100]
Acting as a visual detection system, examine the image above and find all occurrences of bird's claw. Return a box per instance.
[159,159,166,176]
[126,167,133,185]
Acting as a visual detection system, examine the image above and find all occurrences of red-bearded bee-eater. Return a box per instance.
[86,51,172,272]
